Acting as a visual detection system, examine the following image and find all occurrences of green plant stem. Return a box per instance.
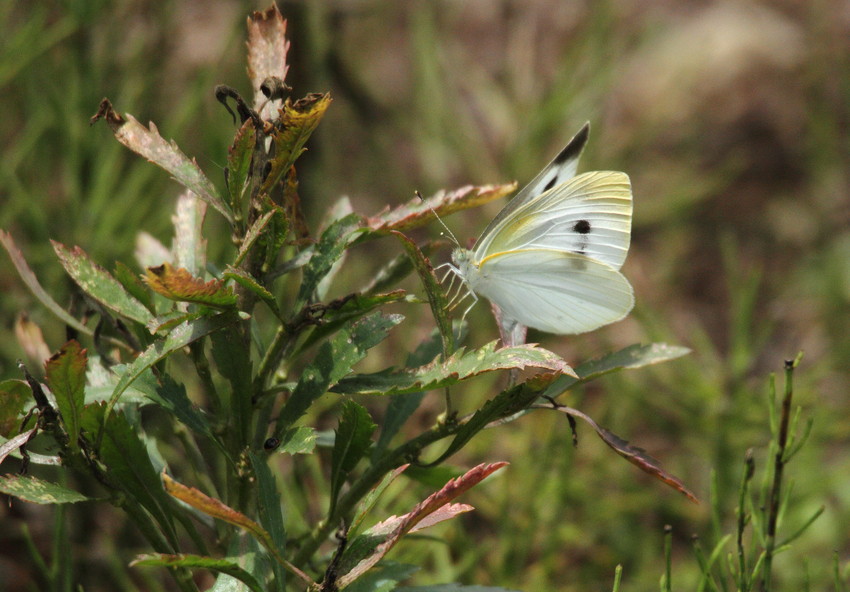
[255,324,295,394]
[292,419,456,569]
[737,449,755,590]
[759,359,797,592]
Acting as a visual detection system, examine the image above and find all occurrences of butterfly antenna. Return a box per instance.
[416,190,460,247]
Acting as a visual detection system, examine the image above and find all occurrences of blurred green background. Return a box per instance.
[1,1,848,590]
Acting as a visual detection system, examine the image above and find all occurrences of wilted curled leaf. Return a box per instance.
[145,263,237,309]
[247,4,290,119]
[550,406,699,503]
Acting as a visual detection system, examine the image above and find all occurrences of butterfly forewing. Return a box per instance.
[472,122,590,252]
[476,171,632,271]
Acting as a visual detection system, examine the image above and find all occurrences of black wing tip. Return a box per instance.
[553,122,591,165]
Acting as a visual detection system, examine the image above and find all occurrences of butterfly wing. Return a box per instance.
[473,122,590,247]
[469,248,634,334]
[476,170,632,270]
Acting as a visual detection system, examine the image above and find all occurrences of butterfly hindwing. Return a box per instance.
[470,248,634,334]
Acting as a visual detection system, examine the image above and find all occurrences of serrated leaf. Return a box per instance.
[336,463,507,589]
[226,118,257,213]
[330,401,376,515]
[542,342,691,399]
[143,374,212,439]
[44,341,87,452]
[0,379,32,437]
[348,465,409,539]
[345,561,419,592]
[296,213,360,308]
[334,341,572,396]
[91,99,233,223]
[145,263,237,308]
[259,93,332,196]
[0,474,92,504]
[0,230,91,335]
[393,230,454,356]
[52,241,154,326]
[362,183,517,236]
[131,554,265,592]
[233,209,276,267]
[246,5,290,119]
[210,327,253,444]
[172,190,208,276]
[273,313,403,436]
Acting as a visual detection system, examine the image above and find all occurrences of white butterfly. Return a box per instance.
[447,123,634,335]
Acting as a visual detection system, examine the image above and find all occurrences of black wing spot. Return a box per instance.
[543,176,557,193]
[573,219,591,234]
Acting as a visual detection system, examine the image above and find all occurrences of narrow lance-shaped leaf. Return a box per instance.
[273,313,403,437]
[0,474,92,504]
[44,341,87,452]
[336,462,508,589]
[393,230,454,357]
[145,263,237,309]
[226,118,257,214]
[249,452,287,592]
[295,213,361,309]
[0,379,32,437]
[161,472,315,587]
[52,241,154,326]
[330,401,377,515]
[542,342,692,400]
[334,341,572,396]
[0,230,91,335]
[132,554,265,592]
[90,99,233,223]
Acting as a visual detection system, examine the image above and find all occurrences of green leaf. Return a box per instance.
[44,341,87,452]
[233,209,276,267]
[91,99,233,223]
[0,379,31,437]
[344,561,419,592]
[334,341,571,396]
[0,474,92,504]
[396,585,521,592]
[131,553,265,592]
[431,374,563,466]
[52,241,154,326]
[276,426,317,455]
[82,405,179,547]
[392,230,454,356]
[330,401,377,515]
[294,291,408,355]
[296,213,361,308]
[542,342,691,399]
[103,312,242,433]
[143,373,212,438]
[210,327,253,443]
[249,452,286,592]
[226,118,257,214]
[273,313,403,436]
[224,266,280,317]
